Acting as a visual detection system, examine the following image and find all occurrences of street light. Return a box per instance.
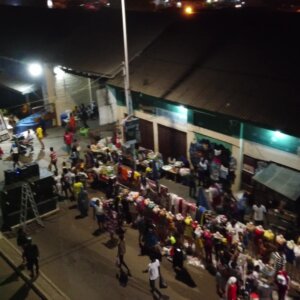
[121,0,133,116]
[28,62,43,77]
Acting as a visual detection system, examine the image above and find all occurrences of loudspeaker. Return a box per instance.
[1,196,58,229]
[0,171,56,229]
[23,163,39,177]
[4,170,17,185]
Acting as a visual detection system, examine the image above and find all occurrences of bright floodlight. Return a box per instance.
[47,0,53,8]
[184,6,193,14]
[53,66,65,78]
[28,63,42,77]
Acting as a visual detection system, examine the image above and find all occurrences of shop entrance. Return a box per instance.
[158,124,187,162]
[139,118,154,150]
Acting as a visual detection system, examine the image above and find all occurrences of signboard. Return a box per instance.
[0,113,9,142]
[123,117,140,144]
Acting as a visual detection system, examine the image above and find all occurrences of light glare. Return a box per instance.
[184,6,193,14]
[28,63,42,77]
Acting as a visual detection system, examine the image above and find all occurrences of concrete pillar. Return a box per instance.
[231,144,242,192]
[43,64,58,126]
[153,121,159,152]
[186,128,195,163]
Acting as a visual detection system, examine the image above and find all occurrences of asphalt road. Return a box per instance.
[7,197,218,300]
[0,256,40,300]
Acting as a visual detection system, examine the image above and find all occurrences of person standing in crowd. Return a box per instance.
[17,228,28,250]
[73,176,83,202]
[198,155,209,186]
[64,130,73,154]
[80,104,89,128]
[188,170,197,199]
[69,112,76,132]
[225,276,238,300]
[93,198,105,232]
[61,168,74,200]
[275,268,290,300]
[236,192,249,223]
[117,234,132,277]
[78,187,89,217]
[271,247,287,273]
[106,204,118,241]
[143,255,163,298]
[49,147,58,172]
[85,145,94,169]
[70,145,79,167]
[36,125,45,150]
[22,237,40,278]
[203,229,213,265]
[11,142,20,169]
[24,129,34,153]
[252,201,267,226]
[0,146,4,160]
[39,117,47,136]
[53,170,63,198]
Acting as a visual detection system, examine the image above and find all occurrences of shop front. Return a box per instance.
[252,163,300,238]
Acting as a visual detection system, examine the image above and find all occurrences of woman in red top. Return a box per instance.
[69,113,76,132]
[64,131,73,154]
[226,276,238,300]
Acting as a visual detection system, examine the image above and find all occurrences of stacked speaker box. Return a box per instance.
[0,167,57,230]
[4,163,40,185]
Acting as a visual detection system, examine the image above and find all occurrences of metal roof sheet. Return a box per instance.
[253,163,300,201]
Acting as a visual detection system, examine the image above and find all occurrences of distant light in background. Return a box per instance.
[271,130,286,142]
[184,6,193,14]
[274,130,285,139]
[47,0,53,8]
[176,105,188,123]
[178,105,187,114]
[176,1,182,7]
[28,63,42,77]
[53,66,65,79]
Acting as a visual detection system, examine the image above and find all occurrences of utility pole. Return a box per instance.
[121,0,133,116]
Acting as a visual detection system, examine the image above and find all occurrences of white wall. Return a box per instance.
[244,140,300,171]
[44,66,93,125]
[116,103,243,191]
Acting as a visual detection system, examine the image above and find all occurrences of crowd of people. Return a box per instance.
[8,111,299,300]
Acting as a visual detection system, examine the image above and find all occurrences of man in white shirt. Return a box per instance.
[252,201,267,226]
[93,198,105,232]
[143,256,162,298]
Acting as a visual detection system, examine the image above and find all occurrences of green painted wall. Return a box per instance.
[243,124,300,155]
[108,85,300,155]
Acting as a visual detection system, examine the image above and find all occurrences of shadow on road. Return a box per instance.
[102,239,118,249]
[8,283,31,300]
[0,271,19,286]
[0,264,26,287]
[174,267,197,287]
[116,267,128,287]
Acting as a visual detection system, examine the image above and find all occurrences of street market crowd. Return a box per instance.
[12,109,300,300]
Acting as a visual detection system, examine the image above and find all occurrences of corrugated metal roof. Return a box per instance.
[0,74,37,94]
[109,11,300,136]
[0,7,299,136]
[253,163,300,201]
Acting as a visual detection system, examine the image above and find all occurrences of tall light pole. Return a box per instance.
[121,0,133,116]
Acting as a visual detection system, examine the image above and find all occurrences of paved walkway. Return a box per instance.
[0,255,40,300]
[6,199,218,300]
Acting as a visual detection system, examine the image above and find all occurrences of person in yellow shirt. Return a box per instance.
[36,125,45,149]
[73,176,83,202]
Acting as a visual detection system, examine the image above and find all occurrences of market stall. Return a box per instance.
[252,163,300,236]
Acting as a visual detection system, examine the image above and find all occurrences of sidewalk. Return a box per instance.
[0,233,69,300]
[0,255,40,300]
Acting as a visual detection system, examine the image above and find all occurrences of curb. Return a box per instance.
[0,234,70,300]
